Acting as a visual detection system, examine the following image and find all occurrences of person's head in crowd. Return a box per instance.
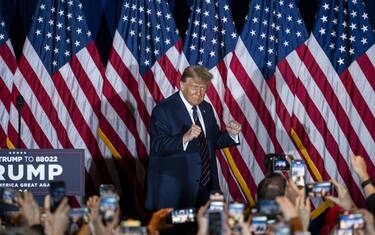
[257,173,287,200]
[0,226,42,235]
[180,65,213,106]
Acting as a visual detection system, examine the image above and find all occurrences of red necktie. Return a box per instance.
[192,106,211,186]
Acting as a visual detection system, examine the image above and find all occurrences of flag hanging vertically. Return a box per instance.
[0,19,17,148]
[102,0,183,185]
[7,0,118,190]
[180,0,255,204]
[291,0,375,206]
[228,0,318,204]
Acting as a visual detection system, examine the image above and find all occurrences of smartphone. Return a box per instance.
[50,181,66,212]
[99,184,116,197]
[272,158,289,172]
[228,202,244,230]
[208,211,224,235]
[257,200,280,216]
[209,191,224,211]
[120,220,147,235]
[291,160,306,187]
[305,182,333,197]
[273,223,291,235]
[339,213,365,229]
[169,208,196,224]
[69,208,89,223]
[99,195,118,222]
[0,188,21,205]
[251,215,267,234]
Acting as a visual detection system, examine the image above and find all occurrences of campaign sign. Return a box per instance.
[0,149,84,196]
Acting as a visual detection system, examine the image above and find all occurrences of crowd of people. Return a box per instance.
[0,154,373,235]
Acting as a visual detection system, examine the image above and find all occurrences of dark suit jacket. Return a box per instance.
[145,92,238,210]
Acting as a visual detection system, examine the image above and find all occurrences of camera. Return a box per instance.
[168,208,196,224]
[0,188,21,205]
[264,154,291,173]
[50,181,66,212]
[305,182,333,197]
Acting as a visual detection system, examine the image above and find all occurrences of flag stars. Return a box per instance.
[296,31,302,37]
[224,4,229,11]
[211,38,217,45]
[57,22,63,29]
[222,17,228,23]
[155,37,160,43]
[74,40,80,47]
[361,37,367,45]
[165,39,171,45]
[76,28,82,34]
[319,27,326,35]
[58,10,64,16]
[204,11,209,17]
[209,51,215,57]
[339,45,346,53]
[55,35,61,41]
[283,41,289,47]
[67,13,72,19]
[321,15,328,23]
[77,15,83,22]
[144,60,150,66]
[153,49,159,55]
[350,11,357,17]
[40,4,46,10]
[0,34,4,40]
[130,30,135,36]
[322,3,330,10]
[329,43,335,49]
[287,16,292,21]
[250,30,256,36]
[156,11,162,17]
[255,4,261,10]
[267,61,272,67]
[349,35,355,42]
[362,12,368,20]
[46,32,52,38]
[37,17,43,23]
[349,23,357,30]
[231,32,237,38]
[52,60,57,66]
[349,48,355,55]
[340,33,347,40]
[36,30,41,36]
[337,58,344,65]
[267,48,274,54]
[190,45,196,51]
[361,25,368,32]
[44,44,50,51]
[260,33,266,39]
[285,28,290,34]
[258,45,264,51]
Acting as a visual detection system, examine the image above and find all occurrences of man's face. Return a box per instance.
[180,76,209,106]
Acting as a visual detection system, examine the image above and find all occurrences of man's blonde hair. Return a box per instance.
[180,65,213,82]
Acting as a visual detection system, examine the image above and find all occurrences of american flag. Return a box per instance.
[180,0,257,204]
[228,0,319,205]
[0,18,17,148]
[102,0,182,188]
[291,0,375,206]
[7,0,120,192]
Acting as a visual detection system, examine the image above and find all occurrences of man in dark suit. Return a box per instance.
[145,65,242,210]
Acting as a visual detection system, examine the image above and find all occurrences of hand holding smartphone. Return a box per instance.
[305,181,333,198]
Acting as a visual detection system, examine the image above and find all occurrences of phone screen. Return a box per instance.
[99,195,118,222]
[305,182,333,197]
[257,200,280,216]
[0,188,21,205]
[273,158,289,172]
[252,215,267,234]
[208,211,224,235]
[170,208,196,224]
[228,202,244,229]
[339,213,365,229]
[50,181,65,212]
[291,160,305,187]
